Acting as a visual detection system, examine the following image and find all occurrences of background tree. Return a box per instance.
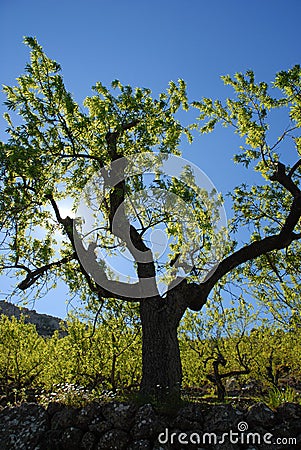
[1,38,301,401]
[181,297,257,401]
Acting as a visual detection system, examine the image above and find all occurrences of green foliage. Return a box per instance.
[180,298,256,393]
[1,39,301,317]
[193,68,298,169]
[193,65,301,326]
[0,314,48,397]
[265,386,300,409]
[43,316,142,393]
[0,37,195,305]
[0,311,141,405]
[180,299,301,401]
[2,38,301,404]
[2,39,300,323]
[0,307,301,407]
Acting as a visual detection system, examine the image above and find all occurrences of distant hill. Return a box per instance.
[0,301,67,337]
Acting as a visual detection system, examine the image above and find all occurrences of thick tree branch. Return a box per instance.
[187,162,301,311]
[44,193,143,301]
[121,119,140,131]
[270,161,301,197]
[105,128,157,285]
[17,254,76,290]
[188,230,301,311]
[105,119,139,160]
[288,159,301,178]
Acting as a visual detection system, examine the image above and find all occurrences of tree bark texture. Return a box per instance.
[139,296,182,400]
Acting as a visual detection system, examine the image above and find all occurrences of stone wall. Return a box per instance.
[0,400,300,449]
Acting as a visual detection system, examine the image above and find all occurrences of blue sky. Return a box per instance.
[1,0,301,318]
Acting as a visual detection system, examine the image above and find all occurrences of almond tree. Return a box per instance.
[1,38,301,400]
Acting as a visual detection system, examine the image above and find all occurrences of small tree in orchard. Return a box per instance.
[181,297,259,401]
[1,37,301,401]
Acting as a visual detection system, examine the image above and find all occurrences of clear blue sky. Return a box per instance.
[1,0,300,318]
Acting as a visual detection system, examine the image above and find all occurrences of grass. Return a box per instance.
[264,386,301,409]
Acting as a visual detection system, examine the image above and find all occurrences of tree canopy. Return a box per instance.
[1,37,301,398]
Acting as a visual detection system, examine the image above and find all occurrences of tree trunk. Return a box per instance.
[139,296,183,402]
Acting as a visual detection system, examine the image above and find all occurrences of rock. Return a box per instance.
[51,406,79,429]
[276,401,301,420]
[76,401,103,429]
[38,429,64,450]
[60,427,84,449]
[81,431,97,450]
[101,401,136,429]
[96,429,130,449]
[132,403,161,440]
[88,416,112,435]
[128,439,151,449]
[274,402,301,436]
[0,399,300,448]
[203,404,244,432]
[171,403,204,430]
[152,444,169,450]
[0,300,67,337]
[245,402,275,429]
[214,444,239,450]
[46,401,66,417]
[0,402,48,450]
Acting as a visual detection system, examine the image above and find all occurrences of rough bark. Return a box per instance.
[139,296,182,401]
[139,282,199,401]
